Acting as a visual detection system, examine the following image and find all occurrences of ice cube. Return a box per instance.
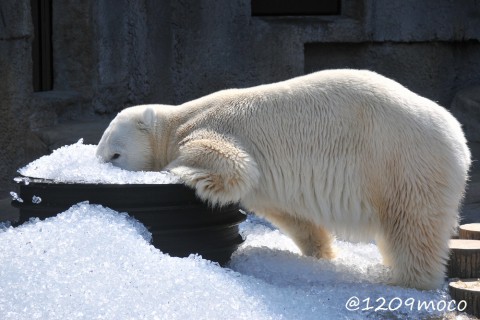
[32,196,42,204]
[10,191,23,203]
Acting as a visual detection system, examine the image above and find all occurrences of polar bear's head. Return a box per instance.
[96,105,161,171]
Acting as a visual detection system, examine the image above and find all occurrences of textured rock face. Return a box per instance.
[169,0,480,106]
[451,86,480,143]
[0,0,173,197]
[450,87,480,225]
[0,0,33,198]
[305,42,480,107]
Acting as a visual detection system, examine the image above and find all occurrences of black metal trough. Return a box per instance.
[11,176,245,265]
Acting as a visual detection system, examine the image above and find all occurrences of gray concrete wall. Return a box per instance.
[305,42,480,106]
[1,0,480,198]
[170,0,480,105]
[0,0,173,197]
[0,0,35,198]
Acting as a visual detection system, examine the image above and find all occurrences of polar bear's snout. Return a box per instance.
[96,126,118,164]
[95,141,120,165]
[96,105,164,172]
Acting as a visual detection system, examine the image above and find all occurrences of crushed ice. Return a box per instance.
[9,191,23,203]
[17,139,181,184]
[13,177,30,185]
[0,203,465,320]
[32,196,42,204]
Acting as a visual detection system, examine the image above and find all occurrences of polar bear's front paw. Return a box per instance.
[170,166,247,206]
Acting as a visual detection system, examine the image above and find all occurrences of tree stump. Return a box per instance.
[449,279,480,318]
[459,223,480,240]
[448,239,480,278]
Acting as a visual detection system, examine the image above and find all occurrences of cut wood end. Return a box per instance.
[449,279,480,292]
[459,223,480,240]
[449,239,480,250]
[460,223,480,232]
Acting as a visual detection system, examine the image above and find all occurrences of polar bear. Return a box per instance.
[97,69,471,290]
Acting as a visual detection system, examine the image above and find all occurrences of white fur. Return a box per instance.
[97,69,471,290]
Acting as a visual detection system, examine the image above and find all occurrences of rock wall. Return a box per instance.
[170,0,480,105]
[0,0,35,197]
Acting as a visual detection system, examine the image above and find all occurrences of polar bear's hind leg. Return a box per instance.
[262,210,336,259]
[376,176,457,290]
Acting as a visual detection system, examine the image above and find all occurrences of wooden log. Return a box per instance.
[448,239,480,279]
[449,279,480,318]
[459,223,480,240]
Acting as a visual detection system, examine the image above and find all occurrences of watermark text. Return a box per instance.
[345,296,467,313]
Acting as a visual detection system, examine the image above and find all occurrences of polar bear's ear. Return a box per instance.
[136,107,156,132]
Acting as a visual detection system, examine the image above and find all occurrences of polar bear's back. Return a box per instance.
[184,69,471,239]
[235,69,470,180]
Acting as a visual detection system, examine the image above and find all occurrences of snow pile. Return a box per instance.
[0,204,467,319]
[17,139,181,184]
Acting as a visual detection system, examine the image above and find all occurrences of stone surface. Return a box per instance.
[36,117,112,151]
[451,86,480,143]
[459,142,480,224]
[170,0,480,105]
[0,0,34,199]
[0,0,31,40]
[305,42,480,107]
[369,1,480,42]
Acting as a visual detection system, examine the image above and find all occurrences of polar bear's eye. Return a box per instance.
[111,153,121,160]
